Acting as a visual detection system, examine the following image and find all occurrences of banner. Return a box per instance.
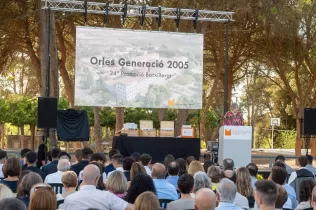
[75,27,203,109]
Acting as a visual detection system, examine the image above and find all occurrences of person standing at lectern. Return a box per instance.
[224,103,244,126]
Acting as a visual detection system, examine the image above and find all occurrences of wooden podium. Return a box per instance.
[219,126,252,168]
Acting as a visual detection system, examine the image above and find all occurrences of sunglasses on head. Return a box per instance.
[30,184,54,196]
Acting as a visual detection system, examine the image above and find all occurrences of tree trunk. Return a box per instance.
[115,107,124,135]
[295,118,302,157]
[94,107,102,152]
[175,109,189,136]
[158,109,167,121]
[20,126,25,135]
[0,123,4,149]
[30,124,35,151]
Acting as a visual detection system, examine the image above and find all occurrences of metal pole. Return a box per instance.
[46,9,51,98]
[224,21,230,114]
[271,125,274,149]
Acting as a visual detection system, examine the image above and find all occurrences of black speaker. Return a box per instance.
[37,97,58,128]
[304,108,316,136]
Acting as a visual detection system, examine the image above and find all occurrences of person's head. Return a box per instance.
[58,151,71,161]
[299,180,316,203]
[0,184,14,199]
[306,155,314,165]
[0,198,27,210]
[81,147,94,160]
[273,160,286,169]
[236,167,253,197]
[186,156,196,166]
[124,174,156,204]
[81,164,101,186]
[168,161,180,176]
[90,153,107,165]
[193,171,211,193]
[20,148,31,160]
[275,155,285,163]
[141,153,152,166]
[188,160,204,176]
[74,149,82,162]
[106,170,128,195]
[57,159,71,172]
[29,184,56,210]
[112,154,123,169]
[275,184,288,208]
[2,157,21,178]
[131,152,141,162]
[25,152,37,166]
[51,148,61,160]
[195,188,216,210]
[152,163,166,179]
[216,178,237,203]
[17,170,31,187]
[109,149,120,160]
[223,158,234,170]
[246,163,258,177]
[223,170,237,183]
[298,155,308,167]
[207,166,223,183]
[271,166,287,185]
[203,160,214,173]
[164,154,175,168]
[231,103,238,112]
[134,191,160,210]
[123,157,135,171]
[89,162,106,190]
[0,149,7,164]
[17,172,43,197]
[61,171,78,189]
[176,158,187,176]
[254,180,277,209]
[178,173,194,194]
[130,162,147,181]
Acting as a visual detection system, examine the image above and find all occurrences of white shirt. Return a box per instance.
[45,171,63,184]
[144,166,151,176]
[0,164,4,178]
[63,185,128,210]
[234,192,249,210]
[288,167,315,185]
[107,167,124,178]
[216,202,243,210]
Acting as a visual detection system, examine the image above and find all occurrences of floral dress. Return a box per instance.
[223,111,244,126]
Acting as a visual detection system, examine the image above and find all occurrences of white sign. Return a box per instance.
[270,118,280,126]
[222,126,252,140]
[75,27,204,109]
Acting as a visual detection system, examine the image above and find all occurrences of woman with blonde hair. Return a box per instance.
[134,191,160,210]
[188,161,204,176]
[106,170,128,198]
[236,167,253,198]
[0,183,14,199]
[29,183,56,210]
[130,162,147,182]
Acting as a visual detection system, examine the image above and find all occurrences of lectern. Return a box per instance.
[218,126,252,168]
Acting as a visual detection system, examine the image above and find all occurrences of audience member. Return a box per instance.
[131,152,141,162]
[106,170,128,198]
[311,186,316,209]
[236,167,253,198]
[122,157,134,181]
[63,164,133,210]
[275,184,289,210]
[44,158,70,184]
[20,148,31,170]
[47,151,52,162]
[134,191,160,210]
[195,188,216,210]
[124,174,156,204]
[203,160,215,173]
[58,151,71,161]
[16,172,43,208]
[0,183,14,199]
[246,163,258,189]
[207,166,222,191]
[0,197,27,210]
[166,161,180,188]
[288,155,315,185]
[130,162,147,182]
[0,157,20,192]
[108,154,124,177]
[275,155,294,175]
[167,174,194,210]
[74,149,83,164]
[193,171,211,193]
[70,147,93,176]
[0,149,7,178]
[176,158,187,176]
[295,180,315,210]
[306,155,316,175]
[215,178,242,210]
[29,183,56,210]
[164,154,175,169]
[254,180,277,210]
[23,152,46,180]
[141,153,152,176]
[152,163,178,200]
[36,143,46,168]
[90,152,107,166]
[223,158,235,171]
[188,160,204,176]
[90,162,106,190]
[41,147,60,175]
[56,171,78,208]
[17,170,31,187]
[104,149,120,176]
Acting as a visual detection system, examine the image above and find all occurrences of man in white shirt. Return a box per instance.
[215,178,243,210]
[288,155,314,185]
[63,164,133,210]
[0,149,7,179]
[107,154,124,178]
[141,153,152,176]
[195,188,216,210]
[45,159,70,184]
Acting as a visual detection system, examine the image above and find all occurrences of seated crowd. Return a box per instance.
[1,147,316,210]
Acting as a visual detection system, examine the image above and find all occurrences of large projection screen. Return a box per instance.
[75,27,203,109]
